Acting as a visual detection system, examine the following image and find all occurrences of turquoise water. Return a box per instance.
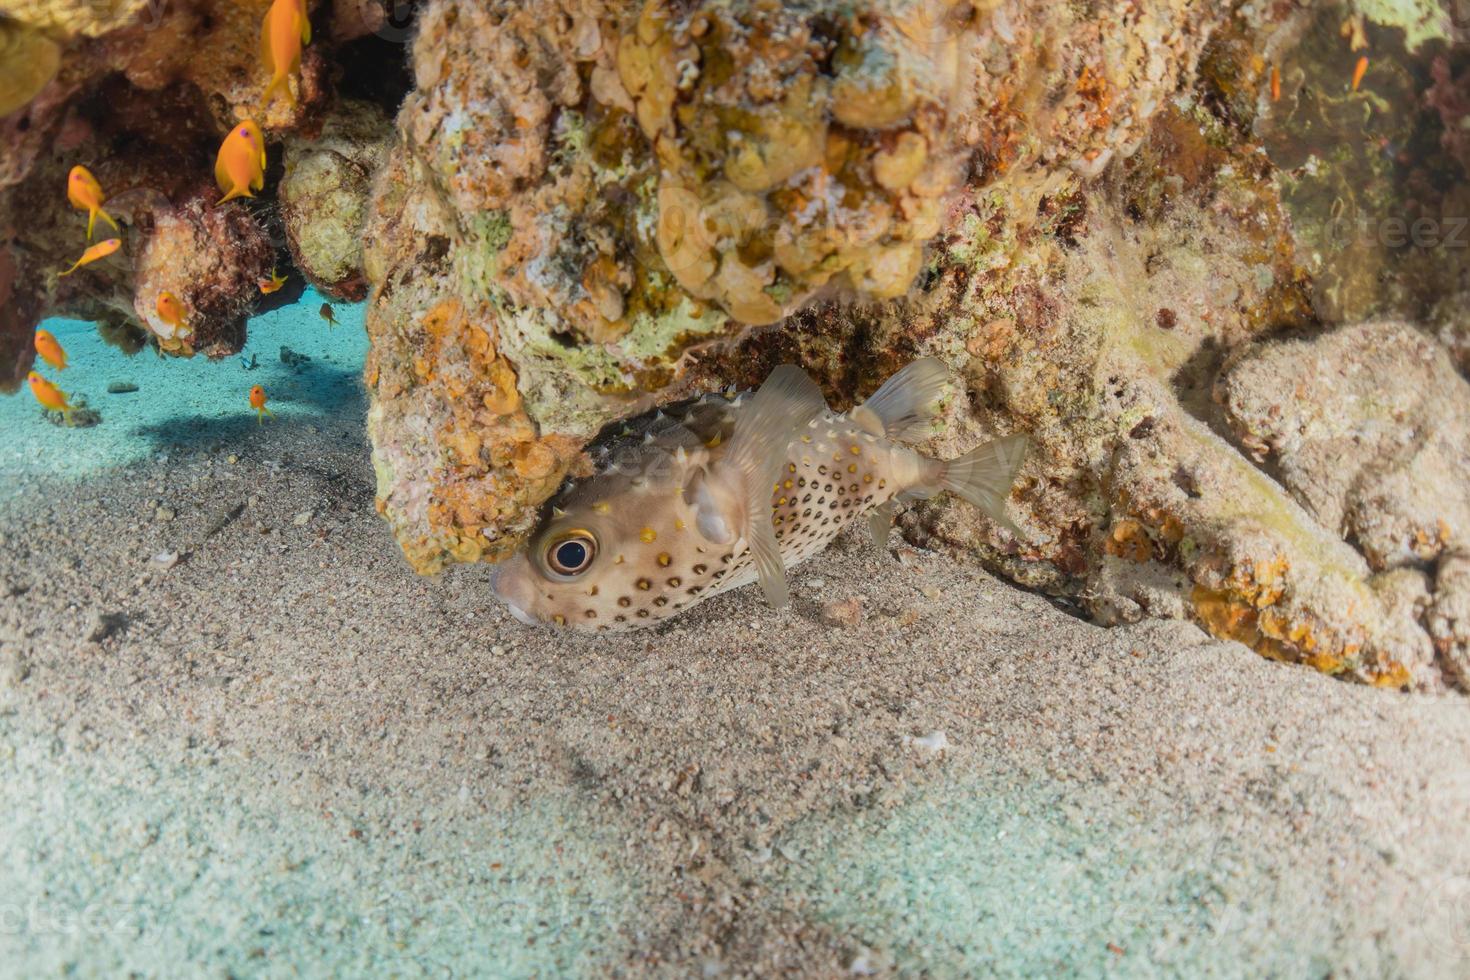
[0,289,368,479]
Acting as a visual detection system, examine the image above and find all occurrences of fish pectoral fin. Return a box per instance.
[868,500,896,552]
[857,357,953,443]
[746,505,790,609]
[721,364,827,611]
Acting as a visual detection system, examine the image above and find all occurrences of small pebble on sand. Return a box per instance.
[904,730,950,753]
[820,597,863,627]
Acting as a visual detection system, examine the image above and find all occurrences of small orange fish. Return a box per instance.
[261,0,311,107]
[319,302,337,329]
[249,384,274,424]
[1352,56,1368,93]
[1270,65,1281,103]
[26,371,73,416]
[258,269,288,293]
[58,237,121,277]
[215,120,267,205]
[34,329,68,370]
[156,291,189,333]
[67,165,120,241]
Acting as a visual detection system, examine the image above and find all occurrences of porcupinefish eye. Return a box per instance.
[544,530,597,576]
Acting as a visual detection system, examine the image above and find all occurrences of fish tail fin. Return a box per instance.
[98,207,120,233]
[724,365,828,609]
[85,209,96,241]
[935,434,1028,537]
[58,261,78,277]
[216,186,246,206]
[263,71,289,106]
[853,357,953,443]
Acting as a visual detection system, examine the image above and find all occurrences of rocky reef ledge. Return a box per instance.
[4,0,1469,689]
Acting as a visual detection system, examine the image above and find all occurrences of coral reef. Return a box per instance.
[0,0,396,388]
[362,0,1470,689]
[4,0,1469,688]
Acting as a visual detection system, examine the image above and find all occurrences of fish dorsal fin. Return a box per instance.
[723,365,827,608]
[854,357,953,443]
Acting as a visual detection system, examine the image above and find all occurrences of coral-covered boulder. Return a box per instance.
[279,99,393,301]
[131,193,275,355]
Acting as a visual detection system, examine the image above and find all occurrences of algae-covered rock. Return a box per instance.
[365,0,1234,569]
[131,192,274,356]
[1217,321,1470,574]
[279,99,394,301]
[0,17,60,117]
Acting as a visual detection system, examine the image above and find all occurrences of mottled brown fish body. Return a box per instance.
[493,360,1026,631]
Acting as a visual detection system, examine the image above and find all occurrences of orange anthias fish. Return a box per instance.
[249,384,274,424]
[26,371,73,416]
[1352,56,1369,93]
[58,237,121,277]
[319,302,337,329]
[215,120,267,205]
[258,269,288,293]
[34,329,67,370]
[156,291,188,332]
[67,165,119,241]
[261,0,310,107]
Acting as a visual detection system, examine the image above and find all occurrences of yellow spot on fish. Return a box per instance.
[657,553,671,566]
[783,480,793,489]
[640,527,656,543]
[706,433,722,448]
[667,577,682,587]
[864,473,873,484]
[593,502,611,514]
[552,614,566,626]
[787,463,797,472]
[675,518,687,531]
[800,435,812,443]
[589,585,600,596]
[847,463,857,473]
[849,445,861,455]
[615,555,625,564]
[636,578,652,590]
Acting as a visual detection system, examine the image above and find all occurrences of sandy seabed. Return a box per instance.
[1,303,1469,976]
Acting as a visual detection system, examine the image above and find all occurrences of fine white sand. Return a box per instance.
[1,305,1469,975]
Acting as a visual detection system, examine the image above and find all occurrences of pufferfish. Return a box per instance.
[492,359,1027,630]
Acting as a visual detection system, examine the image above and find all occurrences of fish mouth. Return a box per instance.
[490,559,543,628]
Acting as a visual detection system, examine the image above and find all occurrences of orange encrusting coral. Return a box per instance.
[1190,562,1411,689]
[371,299,583,572]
